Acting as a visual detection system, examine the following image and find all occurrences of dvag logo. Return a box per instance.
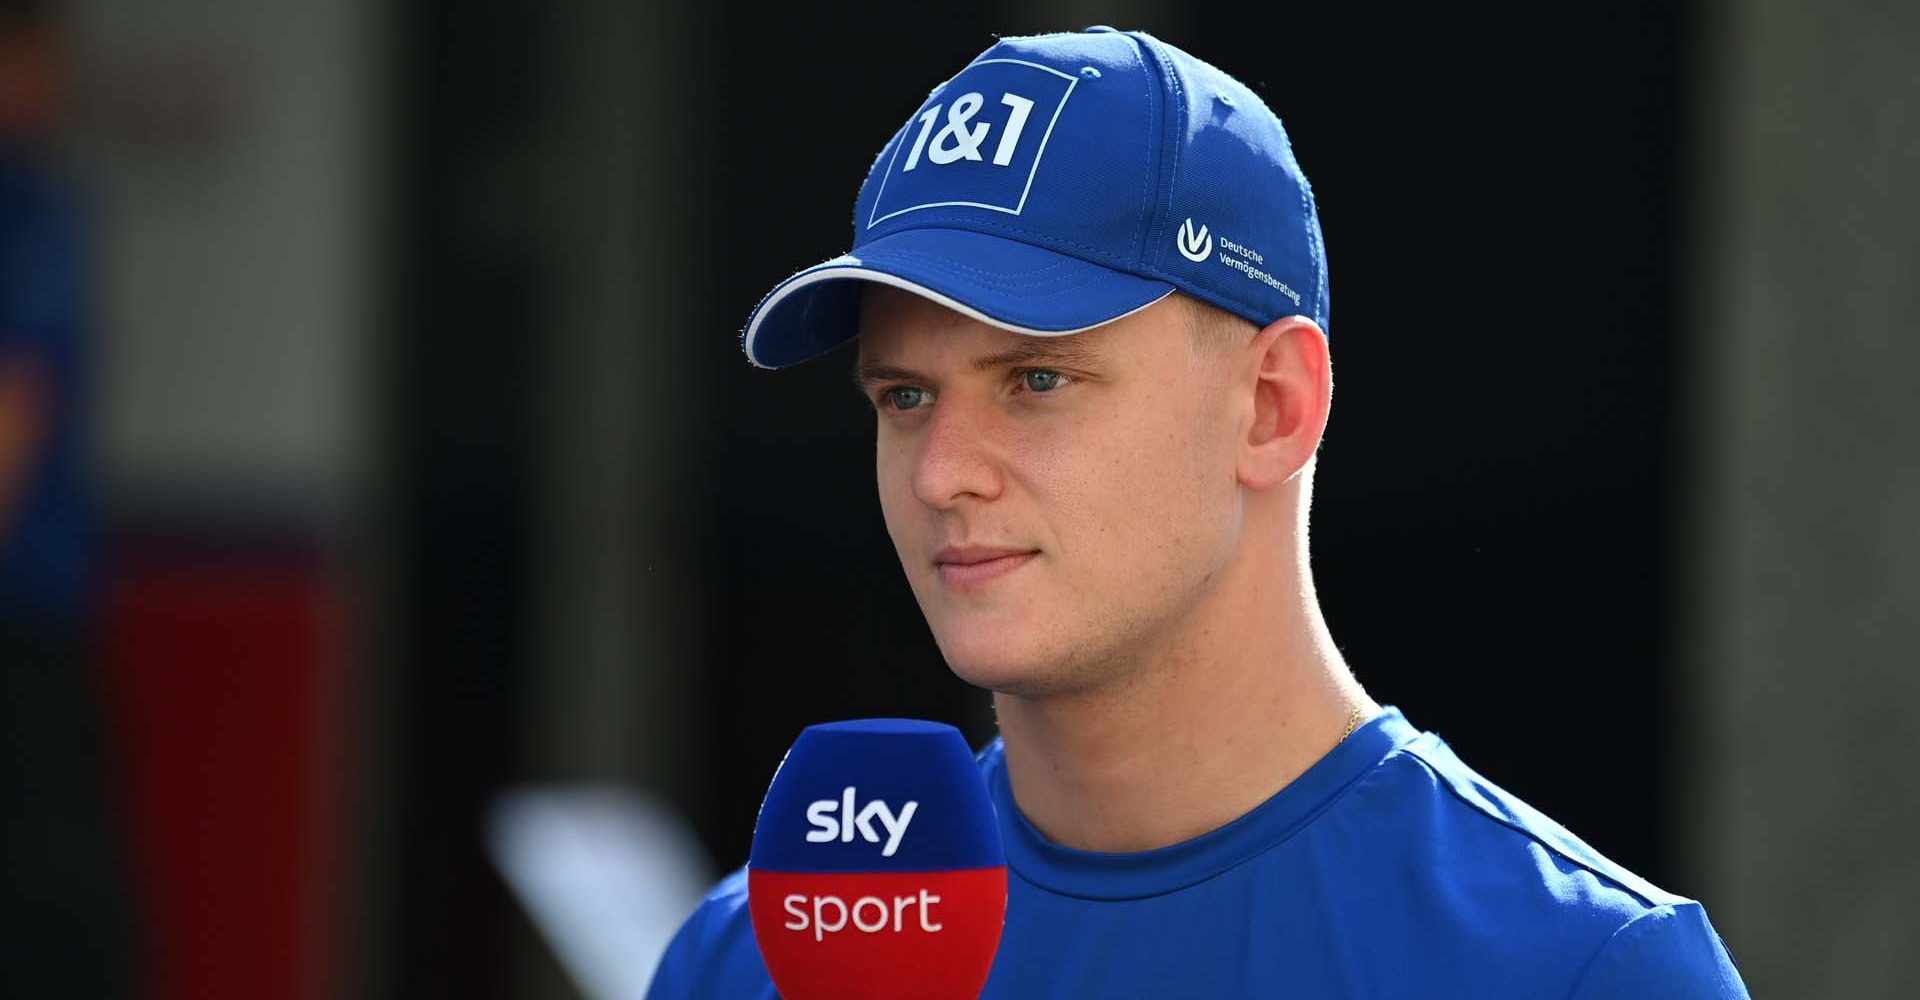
[869,58,1079,227]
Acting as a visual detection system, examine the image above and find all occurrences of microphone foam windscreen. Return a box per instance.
[748,718,1006,1000]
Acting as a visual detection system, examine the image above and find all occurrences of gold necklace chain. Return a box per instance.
[1340,702,1367,741]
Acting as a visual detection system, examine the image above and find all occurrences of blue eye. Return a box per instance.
[886,386,929,411]
[1022,369,1068,393]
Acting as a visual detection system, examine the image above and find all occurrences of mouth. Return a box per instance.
[933,547,1040,591]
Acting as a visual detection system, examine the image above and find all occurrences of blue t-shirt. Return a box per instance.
[647,705,1749,998]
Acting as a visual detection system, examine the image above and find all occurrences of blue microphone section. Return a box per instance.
[749,719,1004,874]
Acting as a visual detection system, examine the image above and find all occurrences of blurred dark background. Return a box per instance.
[2,0,1915,998]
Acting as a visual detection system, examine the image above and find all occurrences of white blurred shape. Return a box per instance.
[486,786,714,1000]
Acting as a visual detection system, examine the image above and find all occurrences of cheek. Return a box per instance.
[875,440,913,532]
[1053,395,1235,573]
[875,435,935,569]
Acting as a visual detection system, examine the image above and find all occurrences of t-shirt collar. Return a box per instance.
[980,704,1422,900]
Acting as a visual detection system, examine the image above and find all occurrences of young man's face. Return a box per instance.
[856,286,1249,698]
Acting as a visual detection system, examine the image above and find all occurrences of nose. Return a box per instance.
[910,391,1005,510]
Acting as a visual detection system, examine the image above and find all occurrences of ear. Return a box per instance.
[1235,316,1331,491]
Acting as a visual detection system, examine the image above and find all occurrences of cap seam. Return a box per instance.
[875,246,1085,281]
[867,218,1143,274]
[869,221,1276,323]
[852,118,912,234]
[1129,258,1276,327]
[1117,32,1159,269]
[875,248,1135,299]
[1301,166,1326,325]
[862,223,1279,328]
[1127,31,1186,275]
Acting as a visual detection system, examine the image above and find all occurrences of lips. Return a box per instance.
[934,545,1039,591]
[935,545,1035,566]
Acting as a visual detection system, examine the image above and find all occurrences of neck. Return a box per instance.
[992,500,1373,853]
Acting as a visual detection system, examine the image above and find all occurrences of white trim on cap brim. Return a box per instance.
[743,257,1175,369]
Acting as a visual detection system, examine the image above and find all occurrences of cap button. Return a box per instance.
[1083,24,1119,33]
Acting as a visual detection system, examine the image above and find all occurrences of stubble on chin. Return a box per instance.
[932,612,1139,702]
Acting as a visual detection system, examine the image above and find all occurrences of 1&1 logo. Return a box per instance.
[868,58,1079,226]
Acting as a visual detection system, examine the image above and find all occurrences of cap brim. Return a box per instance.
[741,227,1175,369]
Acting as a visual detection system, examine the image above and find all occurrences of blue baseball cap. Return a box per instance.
[741,26,1329,369]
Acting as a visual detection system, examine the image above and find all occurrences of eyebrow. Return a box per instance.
[852,336,1108,394]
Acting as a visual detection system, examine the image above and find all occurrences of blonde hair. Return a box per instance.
[1179,293,1258,363]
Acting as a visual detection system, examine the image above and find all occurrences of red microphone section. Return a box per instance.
[749,868,1006,999]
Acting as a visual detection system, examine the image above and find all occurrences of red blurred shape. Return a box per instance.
[101,534,345,1000]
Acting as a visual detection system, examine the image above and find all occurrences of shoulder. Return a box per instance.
[1337,732,1747,996]
[646,868,774,1000]
[1393,732,1684,909]
[1565,901,1750,999]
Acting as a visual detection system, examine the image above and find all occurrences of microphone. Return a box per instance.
[748,719,1006,1000]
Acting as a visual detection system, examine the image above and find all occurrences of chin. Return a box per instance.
[929,619,1039,690]
[929,618,1085,698]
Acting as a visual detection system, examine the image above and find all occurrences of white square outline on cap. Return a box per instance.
[866,59,1080,228]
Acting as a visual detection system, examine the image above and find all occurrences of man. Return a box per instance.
[649,27,1748,998]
